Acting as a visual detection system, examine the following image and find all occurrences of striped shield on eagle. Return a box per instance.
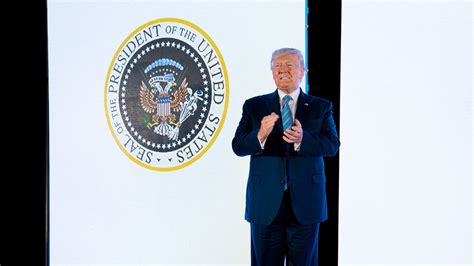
[139,75,202,141]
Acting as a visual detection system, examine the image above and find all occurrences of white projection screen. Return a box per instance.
[48,0,306,265]
[339,1,472,266]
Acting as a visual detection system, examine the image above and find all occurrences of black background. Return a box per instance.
[14,0,340,265]
[9,0,49,265]
[308,1,341,265]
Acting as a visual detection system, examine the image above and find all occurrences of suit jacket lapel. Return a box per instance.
[265,89,283,131]
[295,89,309,123]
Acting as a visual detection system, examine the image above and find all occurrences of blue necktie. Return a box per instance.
[282,95,293,131]
[281,95,293,191]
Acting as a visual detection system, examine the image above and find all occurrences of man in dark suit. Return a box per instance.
[232,48,340,265]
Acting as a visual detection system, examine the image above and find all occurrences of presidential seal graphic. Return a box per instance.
[105,18,228,171]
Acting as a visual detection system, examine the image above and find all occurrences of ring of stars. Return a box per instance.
[119,39,212,151]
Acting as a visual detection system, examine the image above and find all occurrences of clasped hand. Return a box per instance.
[283,119,303,144]
[257,112,303,144]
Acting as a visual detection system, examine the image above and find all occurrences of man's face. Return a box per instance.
[271,53,305,94]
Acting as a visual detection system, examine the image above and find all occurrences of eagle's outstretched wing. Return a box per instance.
[139,81,157,114]
[170,77,189,112]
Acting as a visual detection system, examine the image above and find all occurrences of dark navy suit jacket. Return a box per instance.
[232,89,340,225]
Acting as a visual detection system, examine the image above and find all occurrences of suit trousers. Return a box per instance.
[250,190,320,266]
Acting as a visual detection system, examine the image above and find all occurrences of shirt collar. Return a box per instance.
[277,87,301,103]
